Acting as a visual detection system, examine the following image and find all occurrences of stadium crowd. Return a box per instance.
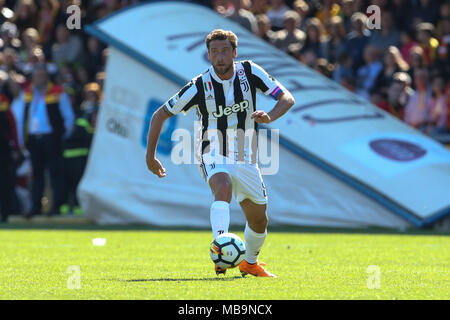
[0,0,449,223]
[212,0,450,134]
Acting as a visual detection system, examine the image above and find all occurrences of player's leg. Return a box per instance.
[238,199,276,277]
[207,171,233,275]
[232,163,276,277]
[240,199,268,263]
[199,154,234,275]
[208,172,232,239]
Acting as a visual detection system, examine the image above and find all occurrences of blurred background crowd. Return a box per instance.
[0,0,449,223]
[211,0,450,135]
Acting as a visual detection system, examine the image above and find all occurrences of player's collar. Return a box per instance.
[209,63,236,84]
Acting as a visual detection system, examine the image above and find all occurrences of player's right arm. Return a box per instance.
[145,105,173,178]
[145,79,199,178]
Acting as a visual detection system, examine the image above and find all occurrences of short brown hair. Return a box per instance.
[205,29,238,51]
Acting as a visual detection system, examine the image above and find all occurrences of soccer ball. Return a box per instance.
[209,233,246,269]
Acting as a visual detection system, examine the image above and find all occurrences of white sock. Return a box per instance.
[210,201,230,239]
[244,222,267,264]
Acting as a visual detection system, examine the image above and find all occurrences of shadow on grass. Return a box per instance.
[106,276,243,282]
[1,222,449,236]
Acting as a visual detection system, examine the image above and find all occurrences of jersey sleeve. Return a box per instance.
[249,61,285,100]
[164,79,199,115]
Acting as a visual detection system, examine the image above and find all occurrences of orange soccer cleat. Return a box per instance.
[215,264,227,276]
[239,260,277,278]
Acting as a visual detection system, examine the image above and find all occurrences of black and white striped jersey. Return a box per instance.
[164,60,285,163]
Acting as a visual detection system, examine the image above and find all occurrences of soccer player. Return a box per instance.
[145,29,295,277]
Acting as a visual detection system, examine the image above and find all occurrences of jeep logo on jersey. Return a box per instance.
[213,100,249,118]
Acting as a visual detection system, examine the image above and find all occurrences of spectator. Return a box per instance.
[56,64,82,107]
[12,63,75,217]
[241,0,253,11]
[404,68,433,131]
[408,45,426,87]
[315,0,340,29]
[57,63,75,86]
[355,45,383,100]
[60,87,95,216]
[333,51,354,84]
[37,0,59,50]
[387,72,414,119]
[436,2,450,37]
[321,15,347,64]
[18,27,39,65]
[11,0,38,35]
[213,0,233,16]
[0,70,21,223]
[345,12,371,71]
[416,22,440,67]
[429,77,449,134]
[81,82,101,129]
[2,47,18,73]
[339,0,355,34]
[368,10,401,52]
[256,14,276,43]
[51,23,83,67]
[272,10,306,53]
[376,46,409,96]
[265,0,290,31]
[314,58,334,78]
[225,0,259,34]
[19,45,45,77]
[292,0,309,30]
[84,36,105,81]
[300,17,325,60]
[1,22,21,51]
[250,0,269,15]
[399,30,417,64]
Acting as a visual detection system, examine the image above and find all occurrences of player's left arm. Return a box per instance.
[251,90,295,124]
[248,61,295,123]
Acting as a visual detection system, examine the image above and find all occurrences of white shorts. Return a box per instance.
[198,154,268,205]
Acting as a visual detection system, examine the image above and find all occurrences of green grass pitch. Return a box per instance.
[0,224,448,300]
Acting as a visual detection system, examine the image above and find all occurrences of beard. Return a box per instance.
[213,62,233,75]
